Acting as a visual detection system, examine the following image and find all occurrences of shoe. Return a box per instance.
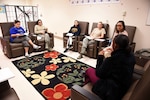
[77,54,83,59]
[69,45,73,49]
[47,48,53,52]
[64,49,68,53]
[33,45,41,49]
[25,53,30,58]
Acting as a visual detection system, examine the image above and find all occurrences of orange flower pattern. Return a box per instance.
[45,64,59,71]
[44,51,59,59]
[42,83,71,100]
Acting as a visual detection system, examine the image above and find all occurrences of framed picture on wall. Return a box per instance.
[69,0,120,5]
[146,7,150,25]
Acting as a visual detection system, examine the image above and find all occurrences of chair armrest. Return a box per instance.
[0,37,11,56]
[71,85,101,100]
[77,35,85,41]
[134,66,145,75]
[130,42,136,52]
[28,33,38,43]
[94,39,106,42]
[47,32,54,37]
[63,32,67,38]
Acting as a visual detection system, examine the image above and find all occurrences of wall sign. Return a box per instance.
[0,5,5,13]
[146,6,150,25]
[69,0,120,5]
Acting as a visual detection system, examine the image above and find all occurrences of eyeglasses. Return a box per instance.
[117,24,123,27]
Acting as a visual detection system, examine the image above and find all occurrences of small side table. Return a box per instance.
[134,53,150,75]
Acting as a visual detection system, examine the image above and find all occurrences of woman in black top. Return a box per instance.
[85,34,135,100]
[64,20,81,52]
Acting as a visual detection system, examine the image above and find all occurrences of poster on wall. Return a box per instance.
[0,5,5,13]
[69,0,120,5]
[146,6,150,25]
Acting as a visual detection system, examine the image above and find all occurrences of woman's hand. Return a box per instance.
[98,50,104,55]
[16,33,23,37]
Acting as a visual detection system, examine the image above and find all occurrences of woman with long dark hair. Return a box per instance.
[34,19,53,51]
[102,20,128,58]
[85,34,135,100]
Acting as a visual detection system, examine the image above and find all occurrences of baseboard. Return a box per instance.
[54,35,63,40]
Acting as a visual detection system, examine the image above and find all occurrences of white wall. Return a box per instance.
[0,0,150,50]
[0,0,31,5]
[31,0,150,50]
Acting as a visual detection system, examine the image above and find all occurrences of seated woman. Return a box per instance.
[64,20,81,53]
[85,34,135,100]
[77,22,106,59]
[34,19,53,52]
[102,20,128,57]
[10,20,41,57]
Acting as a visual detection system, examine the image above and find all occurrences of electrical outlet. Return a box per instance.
[106,20,109,24]
[122,11,126,16]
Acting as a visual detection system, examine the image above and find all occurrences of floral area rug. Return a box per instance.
[12,51,90,100]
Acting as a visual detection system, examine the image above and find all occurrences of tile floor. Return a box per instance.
[0,38,96,100]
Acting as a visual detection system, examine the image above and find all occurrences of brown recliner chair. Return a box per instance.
[63,21,89,52]
[0,22,33,58]
[99,25,136,52]
[71,62,150,100]
[78,23,109,58]
[27,21,54,51]
[0,67,19,100]
[0,81,19,100]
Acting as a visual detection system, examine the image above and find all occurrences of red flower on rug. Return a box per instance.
[44,51,59,59]
[45,64,59,71]
[42,83,71,100]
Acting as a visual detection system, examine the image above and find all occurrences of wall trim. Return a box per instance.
[54,35,63,40]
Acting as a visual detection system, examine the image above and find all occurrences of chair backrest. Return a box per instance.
[0,22,14,37]
[27,21,36,34]
[111,25,136,43]
[125,25,136,44]
[91,22,109,38]
[78,21,89,36]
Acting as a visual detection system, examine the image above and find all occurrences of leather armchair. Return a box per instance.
[126,25,136,52]
[0,80,19,100]
[0,22,33,58]
[99,25,136,52]
[27,21,54,51]
[63,21,89,52]
[71,63,150,100]
[78,23,109,58]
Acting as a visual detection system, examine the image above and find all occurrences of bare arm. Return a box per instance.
[11,33,24,38]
